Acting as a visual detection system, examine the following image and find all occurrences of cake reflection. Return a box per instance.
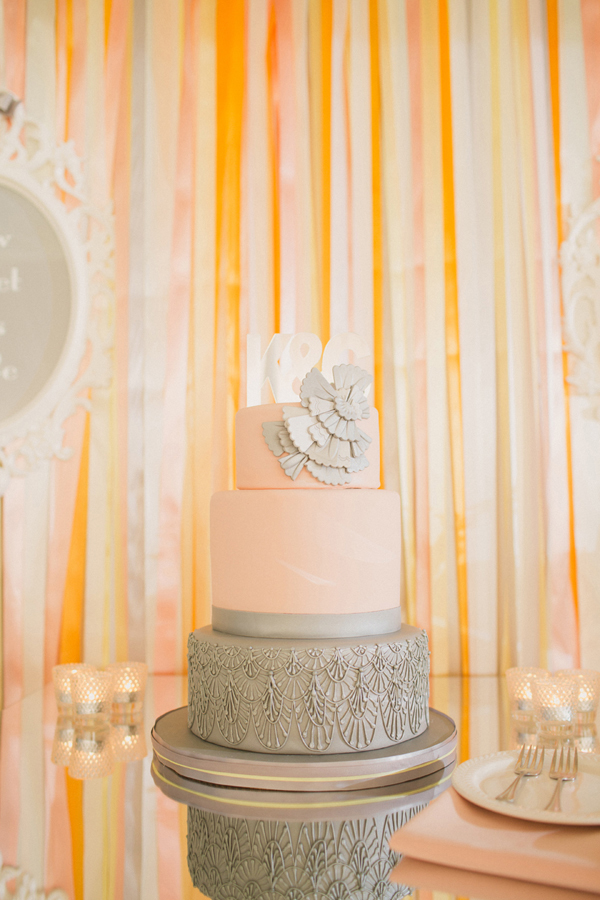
[152,753,454,900]
[186,807,415,900]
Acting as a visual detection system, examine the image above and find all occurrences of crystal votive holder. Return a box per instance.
[506,667,548,720]
[107,662,148,712]
[52,663,95,710]
[111,719,147,762]
[69,720,114,780]
[556,669,600,725]
[574,723,598,754]
[71,669,114,716]
[532,677,577,736]
[51,716,76,766]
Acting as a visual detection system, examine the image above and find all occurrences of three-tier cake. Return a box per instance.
[187,365,430,756]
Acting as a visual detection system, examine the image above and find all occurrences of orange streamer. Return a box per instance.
[216,0,244,478]
[58,413,90,664]
[547,0,580,648]
[439,0,469,676]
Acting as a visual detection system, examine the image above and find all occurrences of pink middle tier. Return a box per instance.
[235,403,380,489]
[210,489,401,621]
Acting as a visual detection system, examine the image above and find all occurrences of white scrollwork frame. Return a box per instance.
[0,94,114,492]
[562,194,600,418]
[0,851,67,900]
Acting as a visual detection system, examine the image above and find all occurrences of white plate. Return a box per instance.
[452,749,600,825]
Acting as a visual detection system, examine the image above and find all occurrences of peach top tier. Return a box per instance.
[235,403,380,489]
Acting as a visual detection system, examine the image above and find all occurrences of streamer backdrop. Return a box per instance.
[1,0,599,701]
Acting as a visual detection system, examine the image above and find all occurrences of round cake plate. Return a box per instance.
[151,706,457,793]
[151,753,454,820]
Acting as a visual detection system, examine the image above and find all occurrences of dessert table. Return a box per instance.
[0,674,598,899]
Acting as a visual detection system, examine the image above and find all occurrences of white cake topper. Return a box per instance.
[262,364,372,485]
[247,332,372,405]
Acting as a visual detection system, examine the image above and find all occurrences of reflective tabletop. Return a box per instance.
[0,675,596,899]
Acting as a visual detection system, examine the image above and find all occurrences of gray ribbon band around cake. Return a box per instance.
[212,605,403,639]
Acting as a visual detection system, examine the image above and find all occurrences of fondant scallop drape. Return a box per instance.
[2,0,600,710]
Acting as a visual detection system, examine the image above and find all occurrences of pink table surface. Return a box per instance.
[389,786,600,894]
[392,856,600,900]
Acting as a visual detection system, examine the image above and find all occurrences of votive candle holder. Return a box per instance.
[69,720,114,780]
[72,669,114,716]
[556,669,600,725]
[532,677,577,736]
[506,667,548,720]
[111,720,147,762]
[107,662,148,712]
[52,663,95,710]
[51,716,76,766]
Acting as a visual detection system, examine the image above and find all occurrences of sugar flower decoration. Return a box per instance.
[262,365,372,485]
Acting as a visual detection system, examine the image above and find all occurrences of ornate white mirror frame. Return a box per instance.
[562,193,600,418]
[0,92,114,493]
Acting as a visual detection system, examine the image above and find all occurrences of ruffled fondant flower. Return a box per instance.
[262,365,372,485]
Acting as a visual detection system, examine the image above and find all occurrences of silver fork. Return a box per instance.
[545,744,578,812]
[496,744,545,802]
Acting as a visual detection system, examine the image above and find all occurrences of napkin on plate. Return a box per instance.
[389,787,600,894]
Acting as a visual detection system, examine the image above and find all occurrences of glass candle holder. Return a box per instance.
[51,716,76,766]
[111,720,147,762]
[71,669,114,716]
[69,720,114,780]
[52,663,95,710]
[574,722,598,754]
[506,667,548,720]
[107,662,148,712]
[532,677,577,736]
[556,669,600,725]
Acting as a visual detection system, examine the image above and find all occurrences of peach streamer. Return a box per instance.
[154,0,195,674]
[581,0,600,196]
[154,677,183,900]
[0,701,21,865]
[2,478,25,708]
[370,0,384,483]
[547,0,580,666]
[273,0,299,333]
[2,0,26,96]
[43,686,74,898]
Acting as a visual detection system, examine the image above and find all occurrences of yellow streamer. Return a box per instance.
[439,0,469,677]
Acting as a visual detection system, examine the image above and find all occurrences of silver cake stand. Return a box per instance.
[151,706,457,795]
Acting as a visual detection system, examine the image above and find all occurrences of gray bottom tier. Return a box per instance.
[187,624,430,755]
[187,807,418,900]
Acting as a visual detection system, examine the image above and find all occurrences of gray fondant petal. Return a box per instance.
[262,421,286,456]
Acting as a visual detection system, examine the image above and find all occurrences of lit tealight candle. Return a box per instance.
[107,662,148,712]
[111,720,147,762]
[69,720,114,780]
[71,669,114,717]
[52,663,95,710]
[532,677,577,736]
[505,667,548,719]
[556,669,600,725]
